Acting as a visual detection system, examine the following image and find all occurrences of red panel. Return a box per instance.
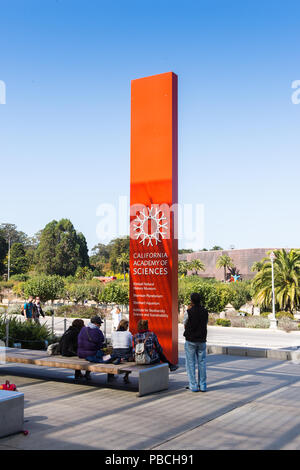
[130,72,178,364]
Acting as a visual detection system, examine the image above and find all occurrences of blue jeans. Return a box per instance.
[86,350,104,363]
[184,341,207,391]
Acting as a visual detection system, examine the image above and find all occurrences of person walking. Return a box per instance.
[24,296,34,322]
[184,292,208,392]
[111,306,122,331]
[33,297,45,324]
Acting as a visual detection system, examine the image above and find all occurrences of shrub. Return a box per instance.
[54,305,102,318]
[0,281,15,289]
[278,318,299,332]
[99,281,129,305]
[276,311,294,320]
[6,305,22,315]
[208,313,219,325]
[178,278,252,313]
[226,282,253,310]
[227,316,246,328]
[10,274,29,282]
[0,315,54,349]
[215,318,231,327]
[260,312,271,318]
[63,283,90,304]
[244,317,270,329]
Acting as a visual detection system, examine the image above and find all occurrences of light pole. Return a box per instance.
[269,251,278,329]
[7,236,11,281]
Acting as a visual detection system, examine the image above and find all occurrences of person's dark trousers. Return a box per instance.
[158,351,172,366]
[86,350,104,363]
[74,370,84,379]
[157,351,178,370]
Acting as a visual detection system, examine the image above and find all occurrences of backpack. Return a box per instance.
[135,334,151,365]
[0,380,17,391]
[47,342,61,356]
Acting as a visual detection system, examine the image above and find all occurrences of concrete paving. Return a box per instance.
[1,352,300,450]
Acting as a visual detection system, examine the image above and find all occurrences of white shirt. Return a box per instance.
[111,331,133,349]
[111,308,122,330]
[183,310,189,326]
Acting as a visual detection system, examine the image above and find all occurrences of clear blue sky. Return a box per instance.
[1,0,300,251]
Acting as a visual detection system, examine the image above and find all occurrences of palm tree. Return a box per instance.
[252,249,300,312]
[251,261,264,273]
[187,259,205,276]
[178,260,188,276]
[117,252,130,281]
[216,254,234,282]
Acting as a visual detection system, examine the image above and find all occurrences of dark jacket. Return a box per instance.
[77,326,105,359]
[59,325,82,357]
[33,303,45,318]
[184,305,208,343]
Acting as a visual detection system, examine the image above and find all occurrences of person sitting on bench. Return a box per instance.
[59,319,88,381]
[103,319,133,383]
[133,320,178,372]
[78,316,105,368]
[105,319,133,365]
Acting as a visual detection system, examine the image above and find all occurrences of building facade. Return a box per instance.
[179,248,284,281]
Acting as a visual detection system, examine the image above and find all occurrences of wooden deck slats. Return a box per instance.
[3,348,133,375]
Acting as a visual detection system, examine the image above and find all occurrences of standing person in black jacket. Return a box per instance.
[183,293,208,392]
[33,297,45,324]
[59,319,88,380]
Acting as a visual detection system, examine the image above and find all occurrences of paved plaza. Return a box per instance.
[1,348,300,450]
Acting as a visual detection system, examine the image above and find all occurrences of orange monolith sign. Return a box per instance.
[130,72,178,364]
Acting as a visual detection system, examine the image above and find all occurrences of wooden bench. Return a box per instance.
[1,348,169,397]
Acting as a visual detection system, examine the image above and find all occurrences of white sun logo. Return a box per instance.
[133,207,168,246]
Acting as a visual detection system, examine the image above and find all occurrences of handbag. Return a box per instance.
[135,333,151,365]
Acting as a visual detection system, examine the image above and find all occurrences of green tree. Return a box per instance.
[252,249,300,312]
[187,259,205,275]
[63,283,90,305]
[216,255,234,282]
[22,275,65,303]
[211,246,223,251]
[35,219,89,276]
[77,232,90,268]
[108,237,130,273]
[178,260,189,276]
[0,223,28,246]
[8,243,29,275]
[0,233,8,275]
[117,252,130,281]
[99,281,129,305]
[251,261,264,272]
[90,238,130,275]
[75,266,94,280]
